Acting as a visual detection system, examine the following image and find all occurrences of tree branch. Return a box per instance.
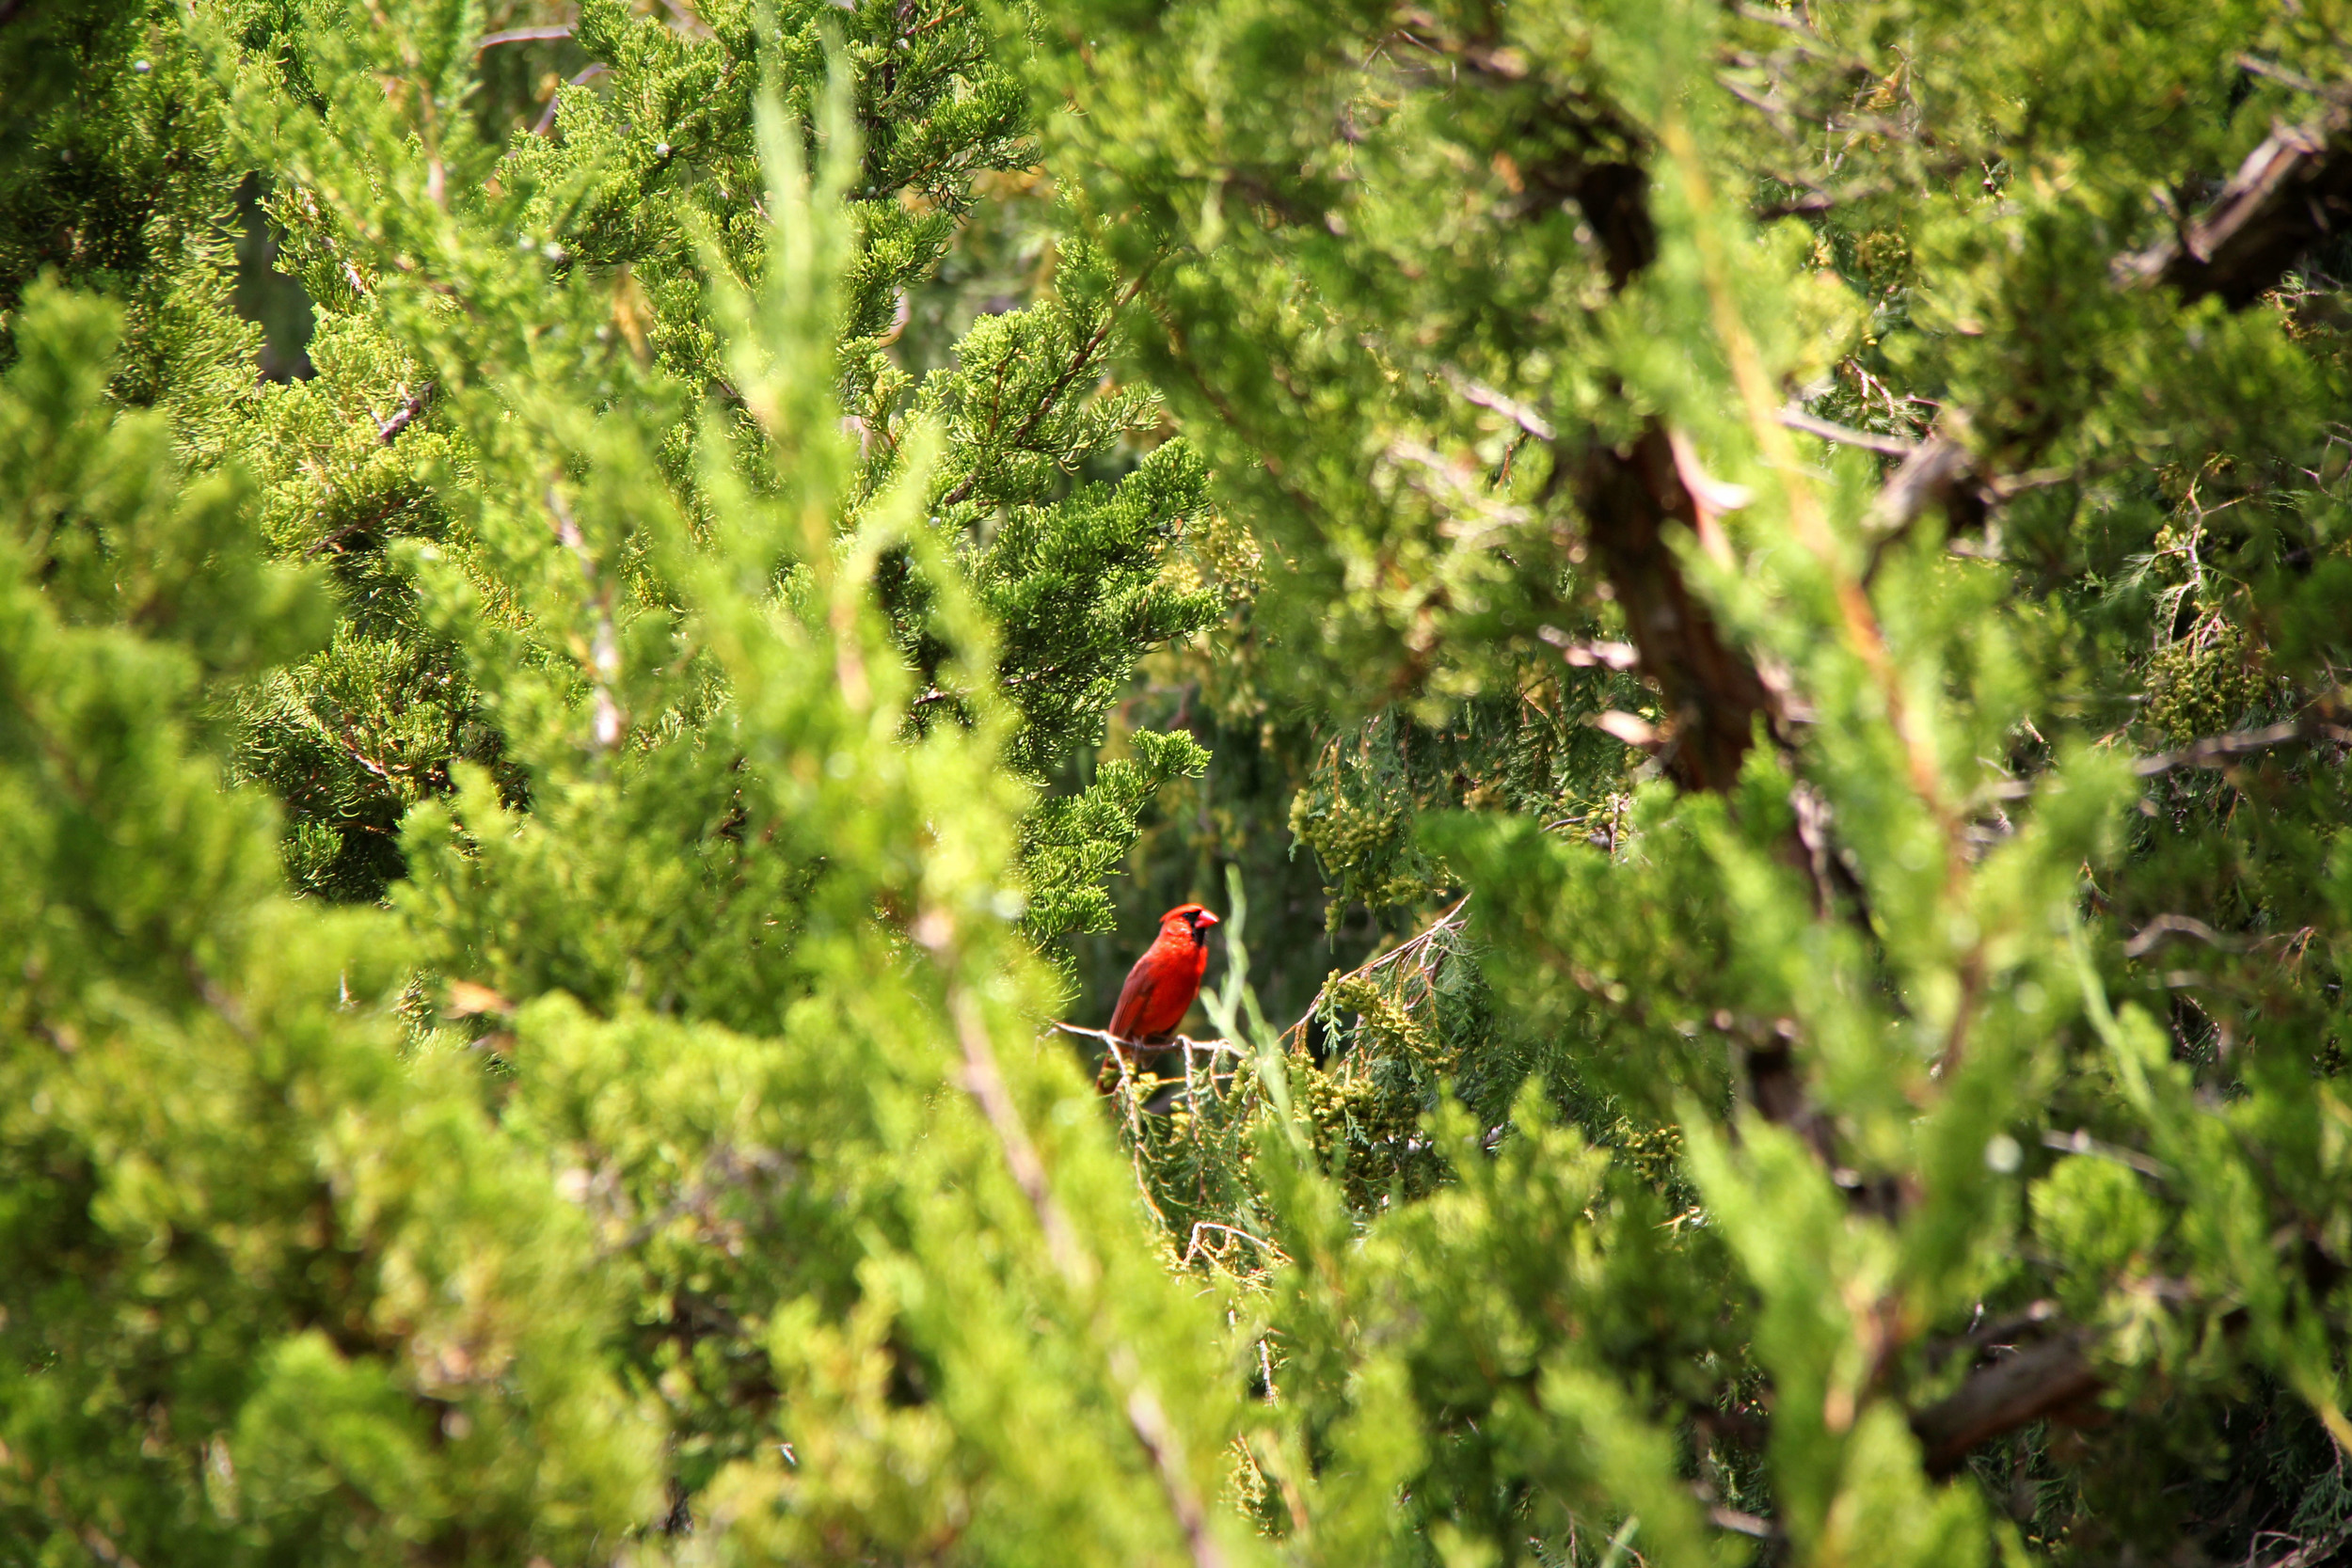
[933,269,1154,511]
[1570,109,2352,797]
[1911,1327,2103,1478]
[476,25,574,49]
[375,381,435,443]
[2135,715,2352,776]
[1865,430,1981,534]
[2123,912,2252,959]
[1779,404,1918,455]
[2118,113,2352,308]
[1567,420,1786,793]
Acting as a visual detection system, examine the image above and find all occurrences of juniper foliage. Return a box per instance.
[11,0,2352,1565]
[1030,0,2352,1560]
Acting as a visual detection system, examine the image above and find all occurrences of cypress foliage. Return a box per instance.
[0,279,655,1562]
[8,0,2352,1564]
[1030,0,2352,1560]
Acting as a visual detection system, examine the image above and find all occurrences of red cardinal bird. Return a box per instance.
[1107,903,1221,1050]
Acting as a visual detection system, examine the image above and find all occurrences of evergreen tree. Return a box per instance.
[10,0,2352,1564]
[0,277,656,1565]
[1031,0,2352,1560]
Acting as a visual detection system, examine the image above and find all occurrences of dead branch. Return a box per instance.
[375,381,435,443]
[1279,894,1471,1049]
[1182,1220,1291,1268]
[476,25,574,48]
[1779,404,1919,455]
[1972,711,2351,805]
[1708,1505,1777,1540]
[2119,114,2352,308]
[1054,1022,1244,1058]
[2040,1128,2167,1179]
[1911,1327,2103,1477]
[2123,913,2253,959]
[1444,368,1555,440]
[2249,1521,2352,1568]
[2135,716,2352,776]
[546,484,625,750]
[1537,626,1641,670]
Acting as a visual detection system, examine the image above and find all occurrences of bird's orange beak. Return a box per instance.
[1196,911,1221,928]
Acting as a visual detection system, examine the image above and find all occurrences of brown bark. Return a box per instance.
[1569,422,1786,792]
[1910,1329,2103,1478]
[2119,113,2352,309]
[1546,154,1790,793]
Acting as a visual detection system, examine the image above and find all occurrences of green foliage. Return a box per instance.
[11,0,2352,1563]
[0,282,655,1564]
[1025,0,2352,1559]
[189,0,1211,910]
[0,0,263,449]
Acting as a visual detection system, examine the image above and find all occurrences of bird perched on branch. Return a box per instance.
[1107,902,1220,1051]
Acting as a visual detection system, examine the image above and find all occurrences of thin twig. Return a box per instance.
[2123,913,2252,959]
[1183,1221,1292,1268]
[1443,367,1555,439]
[375,381,435,443]
[1779,404,1918,455]
[532,63,609,137]
[303,492,416,558]
[908,661,1066,713]
[1386,439,1534,537]
[1708,1506,1776,1540]
[1718,73,1798,128]
[1055,1022,1245,1058]
[476,25,574,48]
[2136,717,2352,776]
[1974,715,2352,807]
[2040,1128,2167,1179]
[2249,1520,2352,1568]
[2236,55,2326,97]
[547,484,625,749]
[1281,894,1470,1047]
